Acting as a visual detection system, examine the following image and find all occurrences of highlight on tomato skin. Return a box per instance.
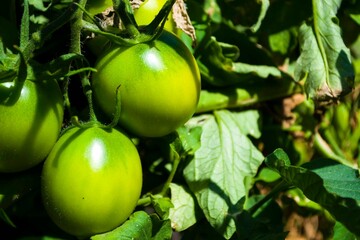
[41,126,143,238]
[92,30,201,138]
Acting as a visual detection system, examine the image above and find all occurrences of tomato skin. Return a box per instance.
[92,30,201,137]
[0,80,64,172]
[86,0,112,16]
[41,126,142,238]
[134,0,178,33]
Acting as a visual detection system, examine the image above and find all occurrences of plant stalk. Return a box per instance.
[313,132,354,167]
[70,0,98,122]
[247,180,290,216]
[114,0,140,37]
[160,152,181,196]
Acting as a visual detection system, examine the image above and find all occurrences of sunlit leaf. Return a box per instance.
[169,183,199,231]
[295,0,354,103]
[184,110,264,239]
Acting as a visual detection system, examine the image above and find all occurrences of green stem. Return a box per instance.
[137,196,152,207]
[106,85,122,128]
[114,0,140,37]
[313,132,353,167]
[248,180,290,216]
[145,0,175,36]
[196,79,301,113]
[160,152,181,196]
[81,20,136,46]
[322,128,347,160]
[20,0,29,50]
[22,1,79,61]
[70,0,85,54]
[70,0,98,122]
[63,78,72,117]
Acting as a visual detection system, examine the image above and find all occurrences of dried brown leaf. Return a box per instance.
[172,0,196,42]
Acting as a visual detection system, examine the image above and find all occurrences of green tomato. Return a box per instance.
[134,0,178,33]
[85,0,177,33]
[85,0,112,16]
[41,126,142,238]
[0,80,64,172]
[92,30,201,137]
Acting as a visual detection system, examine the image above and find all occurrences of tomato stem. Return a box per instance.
[114,0,141,38]
[106,85,122,128]
[196,80,301,113]
[70,0,98,122]
[160,151,181,196]
[246,180,291,216]
[19,0,30,51]
[70,0,86,54]
[20,2,79,62]
[137,196,152,206]
[81,21,136,46]
[143,0,176,37]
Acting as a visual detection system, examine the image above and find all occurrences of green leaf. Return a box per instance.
[169,183,199,232]
[302,158,360,200]
[91,211,152,240]
[255,167,281,183]
[268,29,298,55]
[235,199,287,240]
[259,0,312,34]
[151,196,173,220]
[294,0,354,102]
[333,221,360,240]
[349,14,360,26]
[199,38,289,87]
[30,14,49,25]
[265,149,360,236]
[172,125,202,156]
[29,0,52,11]
[204,0,221,23]
[184,110,264,239]
[150,214,172,240]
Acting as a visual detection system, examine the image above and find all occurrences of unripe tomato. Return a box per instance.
[134,0,178,33]
[41,126,142,238]
[92,30,201,137]
[85,0,112,16]
[85,0,177,33]
[0,79,64,172]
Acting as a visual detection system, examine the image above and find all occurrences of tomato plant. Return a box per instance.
[41,125,142,237]
[0,79,64,173]
[92,30,201,137]
[2,0,360,239]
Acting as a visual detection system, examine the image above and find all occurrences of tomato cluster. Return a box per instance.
[1,0,200,238]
